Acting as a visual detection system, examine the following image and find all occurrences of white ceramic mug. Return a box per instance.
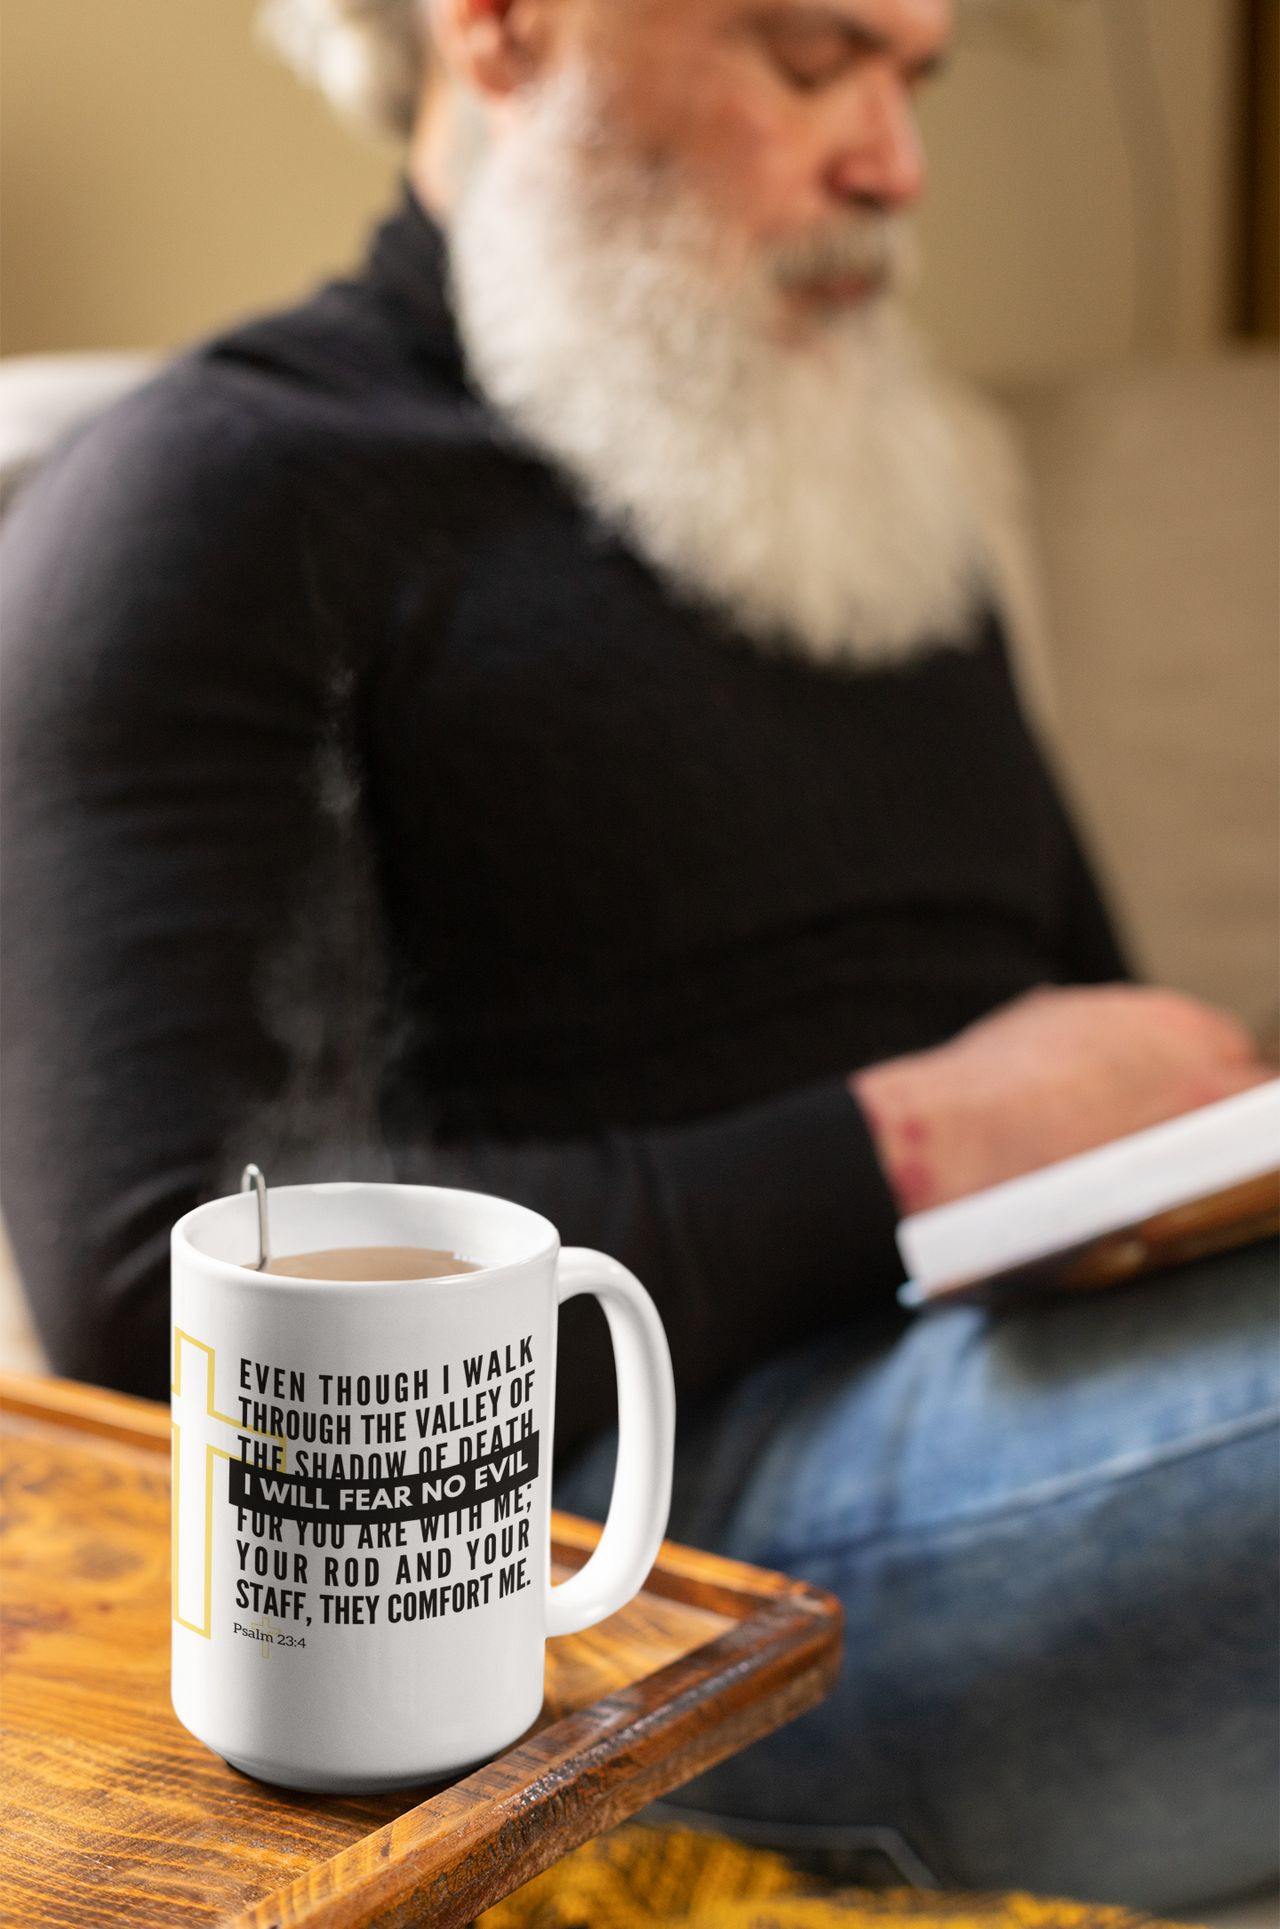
[170,1180,675,1792]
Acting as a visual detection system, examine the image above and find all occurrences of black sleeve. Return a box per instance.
[393,1080,901,1460]
[1056,811,1132,986]
[0,377,903,1448]
[1,370,341,1399]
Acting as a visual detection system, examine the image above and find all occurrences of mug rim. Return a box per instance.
[172,1179,560,1289]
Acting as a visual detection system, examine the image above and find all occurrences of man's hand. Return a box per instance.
[851,985,1272,1214]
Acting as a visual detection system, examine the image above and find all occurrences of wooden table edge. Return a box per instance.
[226,1607,840,1929]
[1,1370,844,1929]
[1,1367,172,1451]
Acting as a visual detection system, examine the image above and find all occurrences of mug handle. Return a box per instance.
[545,1247,676,1638]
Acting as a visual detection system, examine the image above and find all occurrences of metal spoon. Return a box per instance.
[241,1163,271,1272]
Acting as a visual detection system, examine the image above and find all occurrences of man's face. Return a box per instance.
[553,0,950,312]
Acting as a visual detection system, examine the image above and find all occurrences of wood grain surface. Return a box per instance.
[0,1373,842,1928]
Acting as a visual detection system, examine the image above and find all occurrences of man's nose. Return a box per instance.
[825,64,927,212]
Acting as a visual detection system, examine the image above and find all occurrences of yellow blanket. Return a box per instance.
[477,1826,1186,1929]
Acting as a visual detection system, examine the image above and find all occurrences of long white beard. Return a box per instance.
[447,73,987,670]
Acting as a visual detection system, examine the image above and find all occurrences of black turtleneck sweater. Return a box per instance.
[0,197,1124,1450]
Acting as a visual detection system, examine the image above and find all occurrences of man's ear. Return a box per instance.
[429,0,553,98]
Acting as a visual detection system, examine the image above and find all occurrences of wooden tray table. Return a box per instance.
[0,1371,842,1928]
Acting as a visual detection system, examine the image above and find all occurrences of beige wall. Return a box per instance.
[0,0,1244,381]
[0,0,399,355]
[913,0,1240,381]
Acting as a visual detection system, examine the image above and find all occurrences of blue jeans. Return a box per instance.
[556,1240,1279,1910]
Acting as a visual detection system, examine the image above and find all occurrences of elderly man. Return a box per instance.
[1,0,1275,1906]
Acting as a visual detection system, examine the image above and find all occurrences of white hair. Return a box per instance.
[449,68,986,670]
[262,12,997,669]
[256,0,427,140]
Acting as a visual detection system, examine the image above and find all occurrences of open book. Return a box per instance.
[897,1080,1280,1309]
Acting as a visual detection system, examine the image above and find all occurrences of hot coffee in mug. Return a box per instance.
[170,1180,675,1792]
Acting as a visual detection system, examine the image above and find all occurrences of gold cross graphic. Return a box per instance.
[171,1330,284,1638]
[250,1612,282,1657]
